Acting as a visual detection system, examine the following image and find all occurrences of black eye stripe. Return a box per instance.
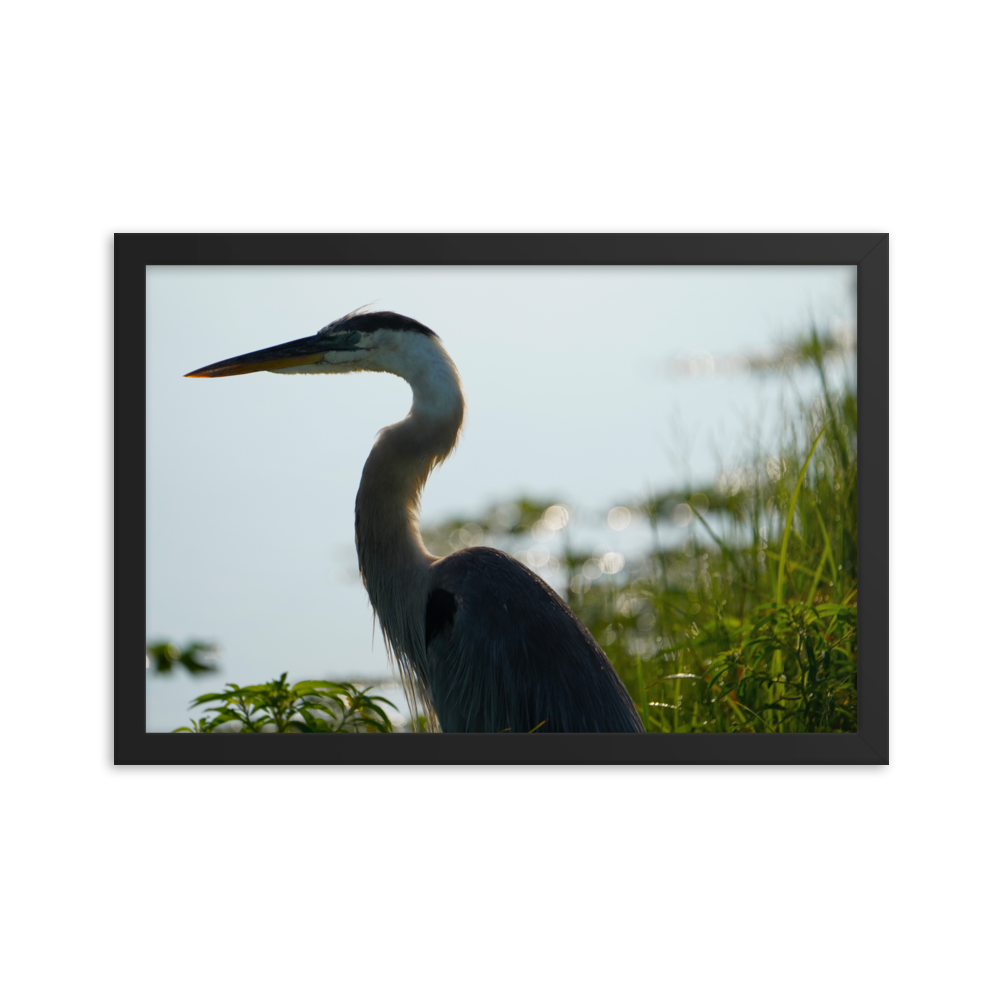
[319,330,367,351]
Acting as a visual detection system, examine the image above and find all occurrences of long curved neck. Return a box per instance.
[354,339,464,671]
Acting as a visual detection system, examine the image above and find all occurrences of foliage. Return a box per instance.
[421,497,565,557]
[146,641,218,675]
[172,673,397,733]
[571,325,856,732]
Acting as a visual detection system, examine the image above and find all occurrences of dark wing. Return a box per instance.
[424,547,644,733]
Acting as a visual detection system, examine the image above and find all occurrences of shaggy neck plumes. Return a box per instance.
[354,337,464,705]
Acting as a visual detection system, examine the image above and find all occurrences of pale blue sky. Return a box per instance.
[146,265,855,730]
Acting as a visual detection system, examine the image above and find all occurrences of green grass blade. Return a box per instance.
[691,506,744,579]
[635,655,651,732]
[812,498,838,587]
[805,539,832,607]
[775,420,831,605]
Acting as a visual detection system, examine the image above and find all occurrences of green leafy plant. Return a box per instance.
[146,641,218,675]
[173,673,397,733]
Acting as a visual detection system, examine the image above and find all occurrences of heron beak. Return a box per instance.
[185,336,327,378]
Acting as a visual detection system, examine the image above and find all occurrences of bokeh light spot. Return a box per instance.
[601,551,625,574]
[607,506,631,530]
[672,503,692,526]
[542,504,569,530]
[690,493,709,515]
[531,521,554,542]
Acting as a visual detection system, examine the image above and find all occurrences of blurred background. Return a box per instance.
[146,264,856,731]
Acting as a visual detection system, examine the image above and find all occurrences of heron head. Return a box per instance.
[184,309,438,379]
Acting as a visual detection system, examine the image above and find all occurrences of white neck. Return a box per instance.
[354,335,465,683]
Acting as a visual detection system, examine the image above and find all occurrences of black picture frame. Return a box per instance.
[117,233,888,764]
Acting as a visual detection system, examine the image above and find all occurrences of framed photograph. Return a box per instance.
[117,234,887,764]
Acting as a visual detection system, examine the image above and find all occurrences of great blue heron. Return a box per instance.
[186,309,644,733]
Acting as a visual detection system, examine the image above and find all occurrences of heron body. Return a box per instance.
[187,310,644,733]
